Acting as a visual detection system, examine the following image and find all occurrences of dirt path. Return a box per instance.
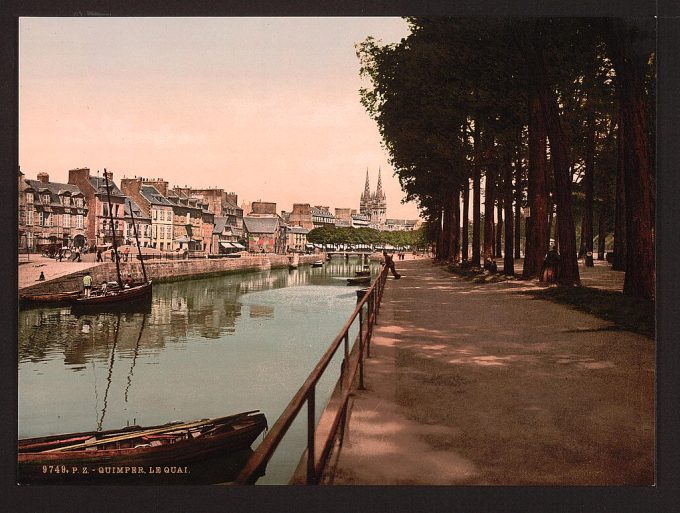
[324,259,654,485]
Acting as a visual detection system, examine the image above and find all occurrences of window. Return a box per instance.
[74,197,83,208]
[160,210,164,221]
[45,213,52,227]
[152,225,157,239]
[103,204,109,217]
[26,210,33,226]
[76,215,83,228]
[38,212,45,226]
[26,192,34,204]
[26,231,34,249]
[42,194,50,204]
[63,213,70,228]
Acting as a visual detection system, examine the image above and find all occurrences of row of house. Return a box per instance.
[18,167,420,256]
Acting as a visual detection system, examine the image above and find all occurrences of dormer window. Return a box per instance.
[26,192,34,204]
[42,194,50,204]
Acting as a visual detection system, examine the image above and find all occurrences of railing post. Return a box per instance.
[307,386,316,484]
[358,307,365,390]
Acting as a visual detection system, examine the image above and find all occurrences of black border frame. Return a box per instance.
[2,1,678,512]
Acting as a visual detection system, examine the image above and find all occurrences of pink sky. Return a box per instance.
[19,17,420,219]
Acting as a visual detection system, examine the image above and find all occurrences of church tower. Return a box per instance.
[372,167,387,228]
[360,168,371,216]
[359,167,387,229]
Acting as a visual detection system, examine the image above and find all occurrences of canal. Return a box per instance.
[18,258,377,484]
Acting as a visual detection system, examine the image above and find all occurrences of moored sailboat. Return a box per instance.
[73,170,152,309]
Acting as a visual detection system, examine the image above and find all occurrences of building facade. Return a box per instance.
[243,216,285,253]
[287,203,314,230]
[359,168,387,229]
[67,168,123,248]
[120,178,175,251]
[311,206,336,228]
[285,226,310,252]
[21,172,88,251]
[123,198,152,248]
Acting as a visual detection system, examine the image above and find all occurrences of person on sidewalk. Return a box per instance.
[37,271,45,281]
[382,250,401,279]
[96,249,103,262]
[82,272,92,297]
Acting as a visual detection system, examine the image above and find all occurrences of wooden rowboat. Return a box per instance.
[20,290,80,305]
[72,281,152,307]
[18,411,267,483]
[311,261,324,268]
[347,276,371,285]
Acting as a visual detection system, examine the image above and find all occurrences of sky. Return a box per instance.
[19,17,420,219]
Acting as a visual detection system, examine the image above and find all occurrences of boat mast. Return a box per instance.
[127,199,148,282]
[103,169,123,288]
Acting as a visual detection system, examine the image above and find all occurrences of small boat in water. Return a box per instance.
[355,270,370,277]
[347,276,371,285]
[18,411,267,483]
[311,260,324,268]
[72,170,153,310]
[20,290,80,306]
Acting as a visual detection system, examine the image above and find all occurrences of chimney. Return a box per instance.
[120,177,142,195]
[37,172,49,184]
[104,170,114,181]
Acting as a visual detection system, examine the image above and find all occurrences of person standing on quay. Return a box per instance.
[382,250,401,279]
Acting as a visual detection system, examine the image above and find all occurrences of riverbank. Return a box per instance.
[319,258,654,485]
[19,254,328,296]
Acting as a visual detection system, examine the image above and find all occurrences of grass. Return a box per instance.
[525,286,655,339]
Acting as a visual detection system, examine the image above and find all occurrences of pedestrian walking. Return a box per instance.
[96,249,103,262]
[75,249,81,262]
[382,250,401,279]
[82,272,92,297]
[123,247,130,262]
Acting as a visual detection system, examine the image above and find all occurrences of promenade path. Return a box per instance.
[323,258,654,485]
[18,255,102,290]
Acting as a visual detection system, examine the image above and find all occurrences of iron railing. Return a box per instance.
[235,264,389,484]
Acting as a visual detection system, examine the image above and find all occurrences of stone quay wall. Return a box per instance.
[20,254,323,296]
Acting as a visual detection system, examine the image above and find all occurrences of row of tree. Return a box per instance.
[357,18,655,300]
[306,225,427,248]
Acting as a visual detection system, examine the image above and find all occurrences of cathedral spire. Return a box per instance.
[376,166,385,199]
[362,167,371,199]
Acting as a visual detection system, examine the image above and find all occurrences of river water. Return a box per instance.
[18,258,376,484]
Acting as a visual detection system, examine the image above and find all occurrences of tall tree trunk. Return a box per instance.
[436,208,444,260]
[451,189,461,262]
[522,89,549,278]
[496,201,503,257]
[442,196,452,260]
[606,20,655,299]
[484,168,495,262]
[503,152,515,275]
[613,115,627,270]
[514,149,522,259]
[530,40,580,285]
[583,96,596,267]
[472,122,482,267]
[462,178,469,262]
[597,208,606,260]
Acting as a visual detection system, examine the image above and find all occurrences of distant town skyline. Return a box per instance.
[19,17,420,220]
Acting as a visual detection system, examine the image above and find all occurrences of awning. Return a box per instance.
[176,236,191,243]
[232,242,245,249]
[220,242,234,248]
[305,244,315,249]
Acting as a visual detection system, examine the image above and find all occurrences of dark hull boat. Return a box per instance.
[347,276,371,285]
[20,290,80,306]
[72,281,152,308]
[355,270,370,277]
[18,411,267,483]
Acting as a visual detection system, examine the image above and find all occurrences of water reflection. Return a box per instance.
[18,259,378,484]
